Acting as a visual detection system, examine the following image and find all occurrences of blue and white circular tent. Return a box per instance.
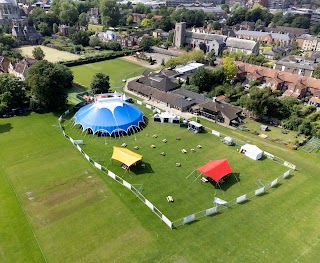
[74,95,146,136]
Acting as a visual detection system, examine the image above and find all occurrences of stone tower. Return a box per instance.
[174,22,186,48]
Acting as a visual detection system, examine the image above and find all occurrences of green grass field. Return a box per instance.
[1,109,320,262]
[14,45,80,63]
[71,58,146,90]
[63,108,288,220]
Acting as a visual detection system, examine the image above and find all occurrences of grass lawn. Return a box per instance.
[70,58,146,90]
[88,24,103,32]
[1,105,320,261]
[14,45,80,63]
[63,107,288,220]
[240,118,306,146]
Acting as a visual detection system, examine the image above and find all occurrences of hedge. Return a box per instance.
[59,48,143,67]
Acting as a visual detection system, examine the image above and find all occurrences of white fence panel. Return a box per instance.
[146,104,152,109]
[264,151,274,159]
[270,178,278,187]
[145,199,154,210]
[212,130,220,137]
[94,162,102,170]
[283,170,291,178]
[236,194,247,203]
[183,214,195,224]
[108,170,116,179]
[136,100,142,105]
[69,137,74,144]
[255,187,265,196]
[162,215,173,229]
[123,180,131,189]
[206,207,218,216]
[84,154,90,161]
[76,145,82,152]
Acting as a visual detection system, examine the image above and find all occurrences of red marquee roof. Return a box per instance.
[197,159,232,182]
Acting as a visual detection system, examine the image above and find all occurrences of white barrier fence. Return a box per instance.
[59,106,295,229]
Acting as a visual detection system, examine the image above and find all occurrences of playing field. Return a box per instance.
[14,45,80,63]
[70,58,146,89]
[1,111,320,262]
[62,107,288,220]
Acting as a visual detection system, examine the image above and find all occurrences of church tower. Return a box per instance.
[174,22,186,48]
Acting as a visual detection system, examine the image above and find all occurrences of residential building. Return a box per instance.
[236,62,320,99]
[96,30,117,41]
[86,8,100,25]
[132,13,146,23]
[9,57,37,80]
[264,26,309,36]
[58,24,69,37]
[274,55,319,77]
[191,100,242,126]
[225,37,259,55]
[116,35,136,48]
[267,0,290,10]
[296,35,320,51]
[166,0,222,8]
[176,3,227,19]
[235,30,294,45]
[311,9,320,27]
[0,56,10,73]
[262,44,298,59]
[0,0,20,26]
[226,0,245,7]
[152,29,169,42]
[11,19,43,45]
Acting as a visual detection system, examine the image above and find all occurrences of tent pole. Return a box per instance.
[186,169,196,179]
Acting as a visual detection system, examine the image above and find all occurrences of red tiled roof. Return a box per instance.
[309,97,320,104]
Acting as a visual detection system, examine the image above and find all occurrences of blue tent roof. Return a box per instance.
[74,98,145,135]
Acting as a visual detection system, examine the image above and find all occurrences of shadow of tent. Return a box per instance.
[131,162,154,175]
[0,123,13,134]
[218,173,240,191]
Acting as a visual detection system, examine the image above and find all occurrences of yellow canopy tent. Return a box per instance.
[111,146,143,167]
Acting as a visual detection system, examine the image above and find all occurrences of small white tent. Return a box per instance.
[240,144,263,160]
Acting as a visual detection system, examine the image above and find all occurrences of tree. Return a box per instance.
[190,68,213,92]
[139,36,156,51]
[32,46,45,60]
[78,12,88,27]
[313,65,320,79]
[53,23,59,34]
[206,50,216,66]
[223,57,237,80]
[90,73,110,94]
[141,18,151,27]
[38,22,51,36]
[0,74,27,115]
[59,1,79,25]
[212,21,222,30]
[311,22,320,35]
[89,36,101,47]
[100,0,121,27]
[71,31,90,46]
[190,50,204,63]
[165,57,180,68]
[26,60,73,110]
[126,15,133,25]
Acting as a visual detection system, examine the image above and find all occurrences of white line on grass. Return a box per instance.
[292,238,320,262]
[1,165,48,263]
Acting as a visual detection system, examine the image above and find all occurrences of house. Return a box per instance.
[191,99,242,126]
[235,30,294,45]
[132,13,146,23]
[225,37,259,55]
[116,35,136,48]
[96,30,117,41]
[86,8,100,25]
[262,45,298,59]
[176,3,227,19]
[235,61,320,99]
[274,55,318,77]
[0,56,10,73]
[152,29,169,42]
[296,35,320,51]
[58,24,69,37]
[12,20,43,45]
[137,70,179,92]
[9,57,38,80]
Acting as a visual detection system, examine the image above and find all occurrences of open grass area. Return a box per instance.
[88,24,103,32]
[240,118,306,146]
[70,58,146,90]
[1,104,320,262]
[14,45,80,63]
[63,108,288,220]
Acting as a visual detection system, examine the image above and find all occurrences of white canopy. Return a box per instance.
[161,111,174,119]
[240,144,264,160]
